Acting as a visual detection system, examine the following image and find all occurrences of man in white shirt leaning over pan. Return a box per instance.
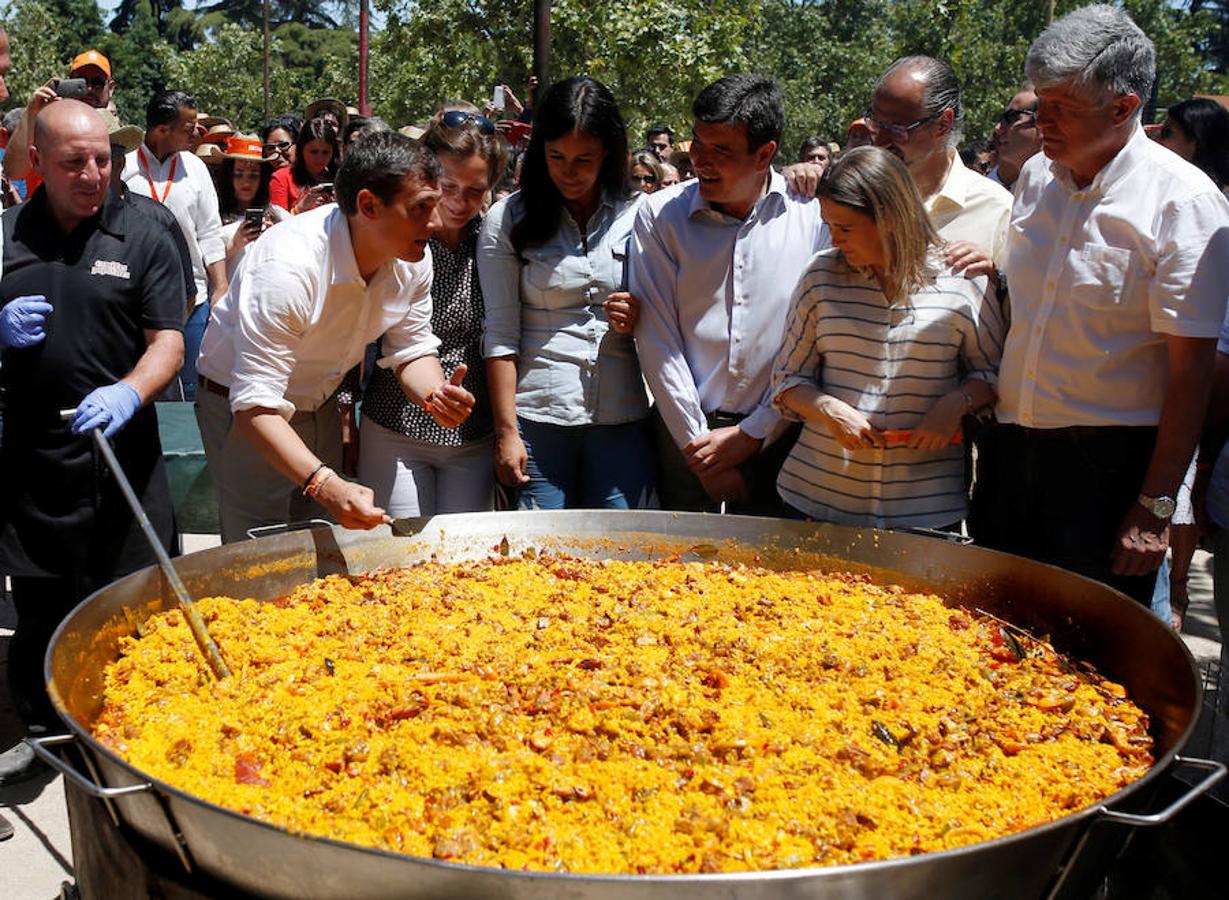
[196,132,475,542]
[971,4,1229,606]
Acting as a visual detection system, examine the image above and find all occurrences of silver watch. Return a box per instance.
[1137,493,1176,520]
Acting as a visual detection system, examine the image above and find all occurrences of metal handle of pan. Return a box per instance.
[246,518,334,540]
[26,733,152,799]
[1097,756,1226,826]
[897,526,975,545]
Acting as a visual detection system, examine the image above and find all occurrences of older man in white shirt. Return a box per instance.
[122,89,225,399]
[196,133,474,542]
[972,4,1229,605]
[631,74,828,513]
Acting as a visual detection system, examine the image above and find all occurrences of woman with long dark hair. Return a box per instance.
[477,76,655,509]
[211,135,289,278]
[269,115,341,214]
[1153,97,1229,190]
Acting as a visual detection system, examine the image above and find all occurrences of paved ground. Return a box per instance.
[0,542,1223,899]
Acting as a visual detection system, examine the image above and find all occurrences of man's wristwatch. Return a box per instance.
[1137,493,1176,520]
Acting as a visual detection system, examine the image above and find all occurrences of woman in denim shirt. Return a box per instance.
[478,77,655,509]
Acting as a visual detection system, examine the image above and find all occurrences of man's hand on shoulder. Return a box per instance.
[782,162,826,199]
[944,241,998,284]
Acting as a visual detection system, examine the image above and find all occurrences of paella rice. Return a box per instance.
[93,555,1154,873]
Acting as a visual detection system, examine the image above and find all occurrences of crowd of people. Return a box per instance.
[1,3,1229,789]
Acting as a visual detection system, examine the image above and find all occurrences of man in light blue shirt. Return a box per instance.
[630,74,828,512]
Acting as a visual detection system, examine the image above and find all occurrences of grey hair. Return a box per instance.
[1,106,22,134]
[1024,4,1155,116]
[875,56,964,148]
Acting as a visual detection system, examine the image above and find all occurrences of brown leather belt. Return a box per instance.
[197,375,230,398]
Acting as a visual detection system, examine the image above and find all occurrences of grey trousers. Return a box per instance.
[195,388,343,543]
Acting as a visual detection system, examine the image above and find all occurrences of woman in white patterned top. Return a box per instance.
[772,146,1005,529]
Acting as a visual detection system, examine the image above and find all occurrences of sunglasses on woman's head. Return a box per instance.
[441,110,496,136]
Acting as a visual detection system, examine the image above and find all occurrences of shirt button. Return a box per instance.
[1058,235,1068,244]
[1045,280,1055,290]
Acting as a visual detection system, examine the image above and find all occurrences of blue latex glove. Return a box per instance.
[71,383,142,438]
[0,295,53,349]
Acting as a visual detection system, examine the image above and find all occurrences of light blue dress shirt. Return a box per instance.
[478,190,649,427]
[629,170,829,450]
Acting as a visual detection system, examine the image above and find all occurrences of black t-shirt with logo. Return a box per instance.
[0,187,186,578]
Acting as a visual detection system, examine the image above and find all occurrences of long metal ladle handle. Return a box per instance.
[61,409,230,680]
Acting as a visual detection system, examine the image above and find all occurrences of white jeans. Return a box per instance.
[358,419,495,518]
[195,388,343,543]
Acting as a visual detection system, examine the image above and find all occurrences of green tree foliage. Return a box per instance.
[3,0,1226,147]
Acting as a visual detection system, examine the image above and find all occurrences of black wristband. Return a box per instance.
[301,462,327,494]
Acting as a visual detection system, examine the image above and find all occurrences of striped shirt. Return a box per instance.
[772,250,1004,528]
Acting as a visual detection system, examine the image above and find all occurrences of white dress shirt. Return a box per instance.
[197,204,440,418]
[478,190,648,426]
[772,250,1003,527]
[122,143,226,304]
[925,150,1014,267]
[630,170,829,449]
[998,125,1229,429]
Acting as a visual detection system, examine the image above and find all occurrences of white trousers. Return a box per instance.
[357,419,495,519]
[195,388,343,543]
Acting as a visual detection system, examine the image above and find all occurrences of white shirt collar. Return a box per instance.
[1048,123,1147,195]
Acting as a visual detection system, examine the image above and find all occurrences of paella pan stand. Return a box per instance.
[26,512,1229,899]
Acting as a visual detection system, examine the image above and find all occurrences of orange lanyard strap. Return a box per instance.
[137,148,177,204]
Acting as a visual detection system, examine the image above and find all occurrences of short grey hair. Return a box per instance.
[1025,4,1155,116]
[875,56,964,148]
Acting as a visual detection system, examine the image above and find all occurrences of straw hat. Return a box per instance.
[200,122,237,145]
[305,97,349,132]
[218,134,278,164]
[196,113,233,130]
[96,108,143,151]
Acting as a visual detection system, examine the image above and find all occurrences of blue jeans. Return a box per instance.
[517,417,656,510]
[179,302,209,402]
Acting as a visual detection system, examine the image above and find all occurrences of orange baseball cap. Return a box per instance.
[70,50,111,78]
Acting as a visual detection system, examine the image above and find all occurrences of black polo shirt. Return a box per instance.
[0,187,186,578]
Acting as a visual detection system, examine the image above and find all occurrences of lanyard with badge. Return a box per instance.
[137,147,177,204]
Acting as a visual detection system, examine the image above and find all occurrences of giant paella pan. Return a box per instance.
[32,511,1225,899]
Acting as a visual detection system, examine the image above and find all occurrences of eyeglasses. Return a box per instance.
[864,110,942,144]
[441,110,496,136]
[650,141,670,151]
[263,141,292,156]
[630,173,657,184]
[84,76,107,90]
[998,107,1036,128]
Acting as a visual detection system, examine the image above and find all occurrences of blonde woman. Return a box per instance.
[628,149,664,193]
[772,146,1004,529]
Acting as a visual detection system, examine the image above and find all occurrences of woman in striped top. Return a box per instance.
[772,146,1004,529]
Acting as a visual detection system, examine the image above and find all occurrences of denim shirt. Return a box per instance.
[478,191,649,427]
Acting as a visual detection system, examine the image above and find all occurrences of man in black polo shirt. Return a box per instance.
[0,100,185,782]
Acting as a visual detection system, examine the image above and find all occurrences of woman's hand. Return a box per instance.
[494,428,530,488]
[813,395,884,451]
[294,184,334,214]
[604,292,639,334]
[423,364,475,428]
[228,218,261,257]
[908,391,966,450]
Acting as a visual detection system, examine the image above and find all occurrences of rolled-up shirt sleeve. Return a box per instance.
[229,260,313,418]
[1150,191,1229,338]
[477,198,524,359]
[629,202,708,449]
[771,273,822,421]
[378,258,441,368]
